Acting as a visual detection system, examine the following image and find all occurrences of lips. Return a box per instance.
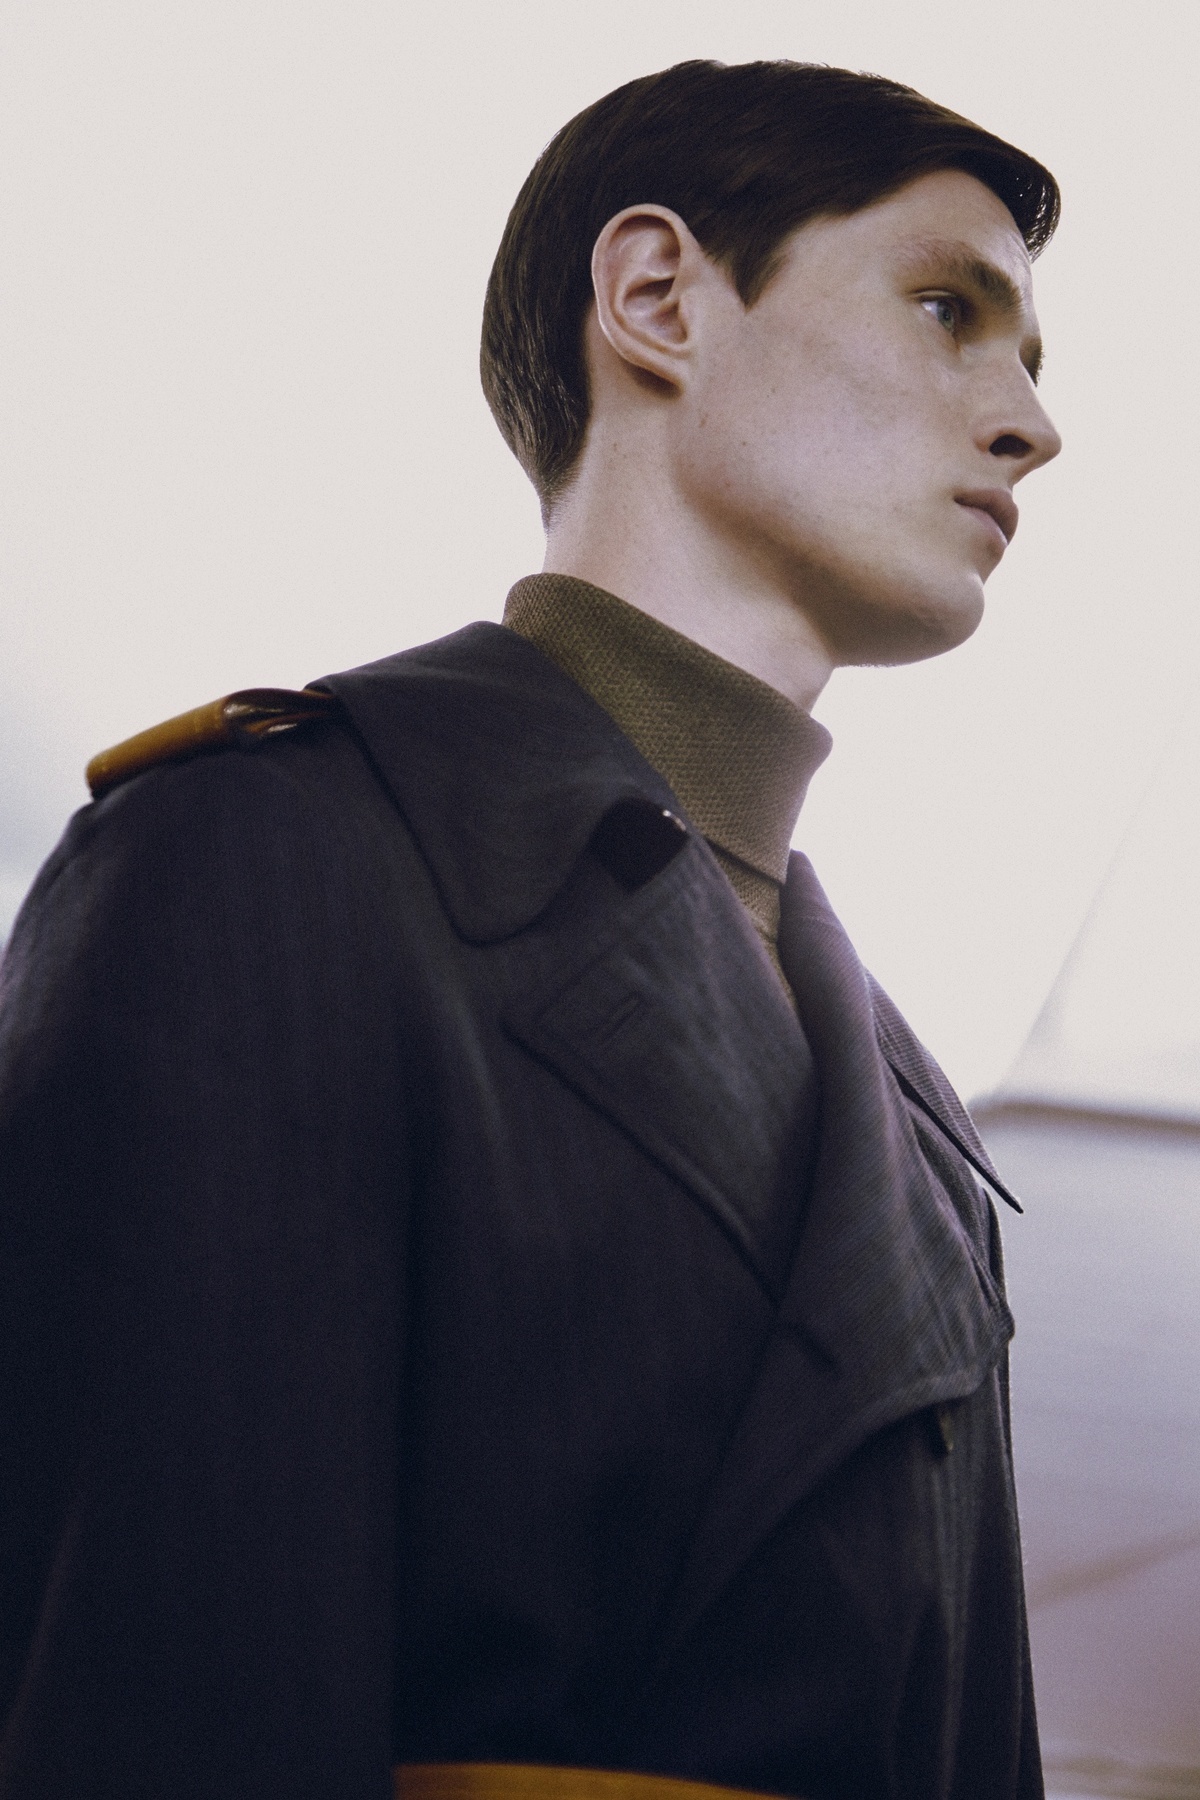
[955,489,1019,545]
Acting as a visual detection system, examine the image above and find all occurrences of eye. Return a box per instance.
[921,293,963,335]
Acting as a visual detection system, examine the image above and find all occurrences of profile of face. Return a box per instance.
[584,169,1062,667]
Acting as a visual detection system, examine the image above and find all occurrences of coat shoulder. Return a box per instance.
[10,686,383,1014]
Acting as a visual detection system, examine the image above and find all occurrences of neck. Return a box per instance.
[542,438,836,715]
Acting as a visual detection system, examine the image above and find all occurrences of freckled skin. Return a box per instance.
[673,172,1058,663]
[546,169,1061,707]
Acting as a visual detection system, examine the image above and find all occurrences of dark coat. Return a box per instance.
[0,623,1041,1800]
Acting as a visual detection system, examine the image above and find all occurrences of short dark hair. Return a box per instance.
[481,60,1059,509]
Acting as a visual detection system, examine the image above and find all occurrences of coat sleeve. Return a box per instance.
[0,749,409,1799]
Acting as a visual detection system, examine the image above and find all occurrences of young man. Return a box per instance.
[0,60,1060,1800]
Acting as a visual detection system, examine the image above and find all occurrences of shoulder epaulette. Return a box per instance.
[85,687,339,800]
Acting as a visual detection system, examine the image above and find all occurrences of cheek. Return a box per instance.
[803,337,925,457]
[755,333,922,487]
[680,316,945,534]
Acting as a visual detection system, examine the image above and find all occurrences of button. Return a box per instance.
[590,799,688,891]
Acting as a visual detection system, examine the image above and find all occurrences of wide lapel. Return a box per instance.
[868,976,1023,1212]
[648,851,1013,1668]
[502,825,817,1304]
[321,622,817,1301]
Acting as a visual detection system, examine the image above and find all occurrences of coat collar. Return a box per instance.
[322,621,820,1301]
[319,624,1015,1210]
[316,623,684,943]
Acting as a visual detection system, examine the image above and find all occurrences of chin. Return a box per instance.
[820,570,986,668]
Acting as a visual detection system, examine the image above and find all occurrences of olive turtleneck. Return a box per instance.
[503,574,831,982]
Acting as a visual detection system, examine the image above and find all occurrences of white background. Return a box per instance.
[1,0,1195,1100]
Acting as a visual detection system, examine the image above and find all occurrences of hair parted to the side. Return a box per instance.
[480,59,1059,512]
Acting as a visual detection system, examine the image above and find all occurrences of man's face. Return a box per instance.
[673,168,1061,665]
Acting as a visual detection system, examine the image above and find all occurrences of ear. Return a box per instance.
[590,205,706,390]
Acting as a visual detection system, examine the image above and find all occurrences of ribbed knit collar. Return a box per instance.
[503,573,831,885]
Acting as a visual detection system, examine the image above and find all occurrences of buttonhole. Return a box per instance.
[589,990,648,1049]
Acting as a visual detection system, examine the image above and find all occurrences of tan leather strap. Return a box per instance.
[85,687,338,799]
[393,1764,786,1800]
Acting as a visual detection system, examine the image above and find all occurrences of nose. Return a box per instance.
[984,389,1062,478]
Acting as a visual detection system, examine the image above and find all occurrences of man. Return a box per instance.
[0,59,1060,1800]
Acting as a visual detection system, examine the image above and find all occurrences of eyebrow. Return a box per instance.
[900,236,1044,383]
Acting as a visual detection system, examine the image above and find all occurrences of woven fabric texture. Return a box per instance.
[503,575,831,967]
